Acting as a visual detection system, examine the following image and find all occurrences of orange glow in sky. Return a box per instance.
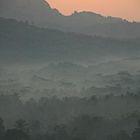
[47,0,140,21]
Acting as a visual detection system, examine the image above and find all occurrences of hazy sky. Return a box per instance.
[48,0,140,21]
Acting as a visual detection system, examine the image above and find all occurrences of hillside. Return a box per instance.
[0,17,140,64]
[0,0,140,38]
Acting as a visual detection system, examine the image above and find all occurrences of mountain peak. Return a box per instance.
[0,0,52,20]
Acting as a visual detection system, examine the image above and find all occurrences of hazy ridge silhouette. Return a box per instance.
[0,0,140,38]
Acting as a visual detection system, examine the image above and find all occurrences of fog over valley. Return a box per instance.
[0,1,140,140]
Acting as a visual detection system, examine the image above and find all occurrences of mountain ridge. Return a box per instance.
[0,17,140,65]
[0,0,140,38]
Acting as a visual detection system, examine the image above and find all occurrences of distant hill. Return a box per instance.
[0,0,62,27]
[0,0,140,38]
[0,17,140,64]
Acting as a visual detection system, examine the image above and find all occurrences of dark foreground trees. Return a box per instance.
[0,93,140,140]
[108,131,131,140]
[0,118,29,140]
[0,116,140,140]
[4,119,30,140]
[4,129,29,140]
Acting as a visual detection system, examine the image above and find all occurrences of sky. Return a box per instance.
[47,0,140,21]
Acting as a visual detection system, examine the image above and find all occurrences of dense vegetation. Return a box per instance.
[0,93,140,140]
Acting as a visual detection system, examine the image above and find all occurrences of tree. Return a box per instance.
[131,120,140,140]
[52,125,69,140]
[4,129,30,140]
[4,119,30,140]
[0,117,5,140]
[108,131,130,140]
[30,120,41,134]
[30,120,42,140]
[15,120,29,133]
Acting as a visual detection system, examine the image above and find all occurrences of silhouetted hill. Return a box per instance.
[0,0,140,39]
